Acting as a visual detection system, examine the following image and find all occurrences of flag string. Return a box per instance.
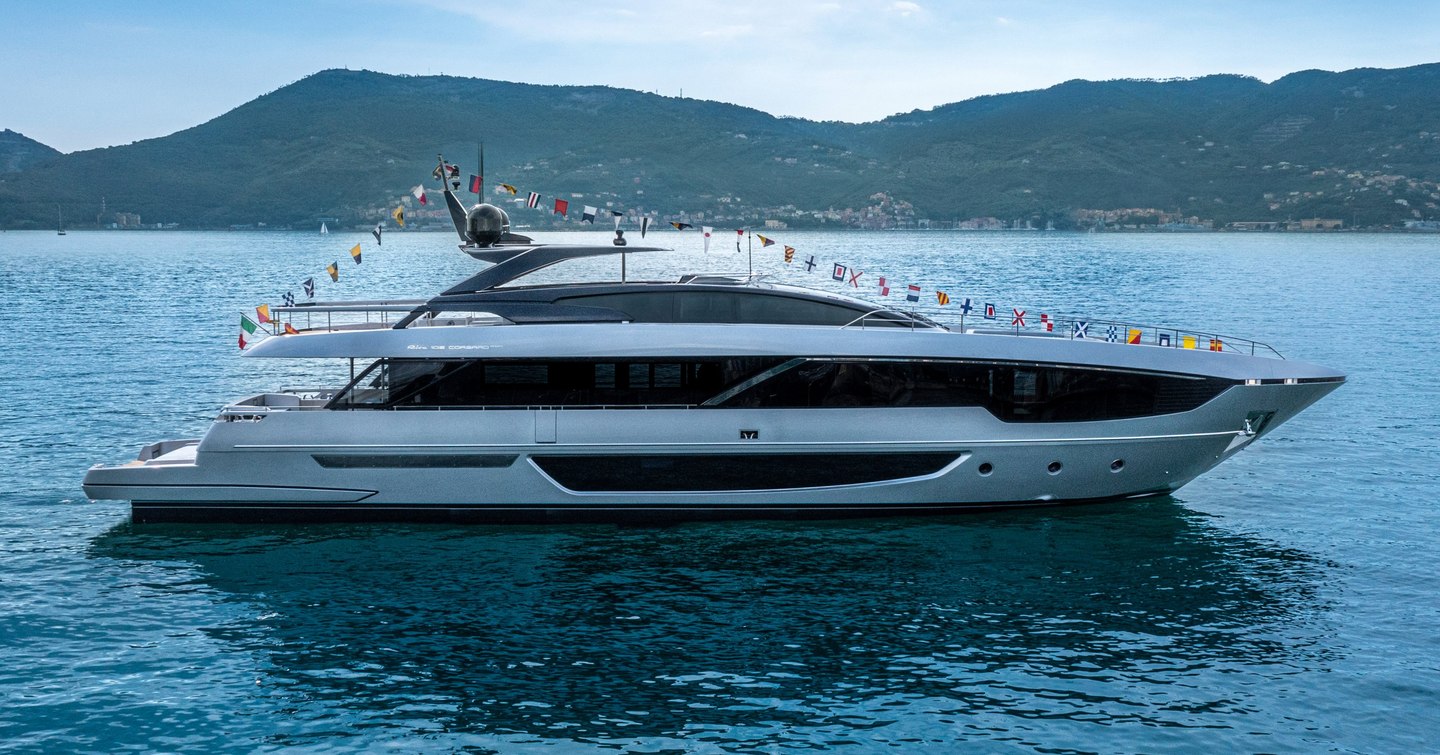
[479,173,1057,337]
[244,158,1207,351]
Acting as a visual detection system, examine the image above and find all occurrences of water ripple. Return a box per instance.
[1,230,1438,751]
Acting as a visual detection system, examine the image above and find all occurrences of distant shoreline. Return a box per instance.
[12,226,1439,235]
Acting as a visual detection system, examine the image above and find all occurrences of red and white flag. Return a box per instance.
[411,185,427,205]
[877,276,890,296]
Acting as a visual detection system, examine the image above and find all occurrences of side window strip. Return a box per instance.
[701,358,808,406]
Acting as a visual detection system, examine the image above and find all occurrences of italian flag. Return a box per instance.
[240,314,259,350]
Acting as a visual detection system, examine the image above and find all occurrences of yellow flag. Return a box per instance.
[326,261,339,282]
[350,243,362,264]
[392,206,405,227]
[1182,335,1197,349]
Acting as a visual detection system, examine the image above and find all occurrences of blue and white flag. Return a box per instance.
[640,217,651,237]
[959,298,973,316]
[282,291,295,307]
[1073,321,1089,339]
[1158,333,1172,347]
[302,278,315,299]
[1106,325,1120,343]
[582,205,597,224]
[804,255,816,272]
[526,192,541,209]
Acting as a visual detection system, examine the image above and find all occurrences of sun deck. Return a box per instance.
[256,296,1285,360]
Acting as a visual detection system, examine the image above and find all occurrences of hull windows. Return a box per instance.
[533,453,959,492]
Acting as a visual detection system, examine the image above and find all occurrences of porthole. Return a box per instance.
[977,462,993,476]
[1047,461,1063,475]
[1110,459,1125,472]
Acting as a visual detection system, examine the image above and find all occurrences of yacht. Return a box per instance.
[84,187,1344,522]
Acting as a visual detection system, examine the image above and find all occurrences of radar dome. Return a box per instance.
[464,203,510,246]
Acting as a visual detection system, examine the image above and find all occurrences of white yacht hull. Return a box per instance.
[83,380,1337,523]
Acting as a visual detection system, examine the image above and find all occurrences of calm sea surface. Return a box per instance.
[1,229,1437,752]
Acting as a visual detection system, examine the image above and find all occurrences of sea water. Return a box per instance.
[0,229,1437,752]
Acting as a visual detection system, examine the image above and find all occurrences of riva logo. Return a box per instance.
[739,430,759,440]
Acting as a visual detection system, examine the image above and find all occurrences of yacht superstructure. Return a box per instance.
[83,189,1343,523]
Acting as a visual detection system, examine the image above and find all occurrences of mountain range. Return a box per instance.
[4,63,1440,230]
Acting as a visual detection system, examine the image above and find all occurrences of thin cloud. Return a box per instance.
[891,1,922,17]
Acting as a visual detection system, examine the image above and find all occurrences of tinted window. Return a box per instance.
[721,360,1232,421]
[329,359,450,407]
[560,291,881,325]
[329,357,783,409]
[561,292,675,321]
[329,358,1233,420]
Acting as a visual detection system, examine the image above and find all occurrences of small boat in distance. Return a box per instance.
[57,206,66,236]
[320,222,328,235]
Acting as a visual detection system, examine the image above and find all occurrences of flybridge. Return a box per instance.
[259,296,1284,361]
[250,172,1286,358]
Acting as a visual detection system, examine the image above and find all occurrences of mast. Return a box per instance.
[437,151,468,242]
[746,227,753,278]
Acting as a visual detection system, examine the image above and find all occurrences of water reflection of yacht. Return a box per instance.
[83,501,1330,745]
[83,183,1343,522]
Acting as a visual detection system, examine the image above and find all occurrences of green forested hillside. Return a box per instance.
[3,64,1439,230]
[0,129,61,174]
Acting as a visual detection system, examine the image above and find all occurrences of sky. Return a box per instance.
[4,0,1439,153]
